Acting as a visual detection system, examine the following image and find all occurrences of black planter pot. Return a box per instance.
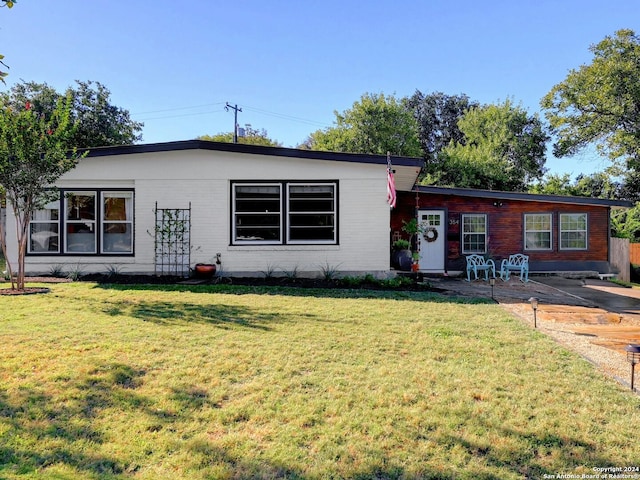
[391,249,413,272]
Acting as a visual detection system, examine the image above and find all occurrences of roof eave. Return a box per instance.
[83,140,424,168]
[414,185,634,208]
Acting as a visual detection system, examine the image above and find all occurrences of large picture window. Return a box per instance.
[560,213,587,250]
[524,213,552,250]
[28,189,134,255]
[462,214,487,254]
[232,182,337,245]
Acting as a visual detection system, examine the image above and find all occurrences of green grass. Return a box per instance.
[610,278,640,288]
[1,282,639,479]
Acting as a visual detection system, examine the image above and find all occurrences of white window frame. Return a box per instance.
[286,182,337,245]
[461,214,487,254]
[101,191,134,254]
[28,200,60,254]
[232,181,338,246]
[232,183,283,245]
[64,191,97,254]
[559,213,588,250]
[524,213,553,251]
[27,189,135,256]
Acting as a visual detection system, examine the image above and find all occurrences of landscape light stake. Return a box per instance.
[490,277,495,300]
[528,297,539,328]
[625,344,640,391]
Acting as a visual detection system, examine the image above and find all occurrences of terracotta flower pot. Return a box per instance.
[194,263,216,279]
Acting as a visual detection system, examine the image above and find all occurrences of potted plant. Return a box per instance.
[193,253,221,279]
[194,262,216,279]
[411,251,420,272]
[402,218,423,271]
[391,239,413,271]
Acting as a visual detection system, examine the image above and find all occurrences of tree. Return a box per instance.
[528,172,576,196]
[306,93,422,157]
[611,205,640,242]
[0,0,16,84]
[530,170,622,198]
[432,100,549,190]
[199,125,281,147]
[405,91,478,170]
[0,96,86,290]
[541,29,640,172]
[1,80,143,147]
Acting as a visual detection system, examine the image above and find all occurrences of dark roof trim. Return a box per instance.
[83,140,424,168]
[415,185,634,208]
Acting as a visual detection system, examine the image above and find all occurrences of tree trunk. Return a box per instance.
[16,213,28,291]
[0,207,15,289]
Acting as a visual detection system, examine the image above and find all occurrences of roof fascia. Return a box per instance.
[83,140,424,168]
[415,185,634,208]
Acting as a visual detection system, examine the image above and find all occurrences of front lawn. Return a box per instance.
[0,282,638,479]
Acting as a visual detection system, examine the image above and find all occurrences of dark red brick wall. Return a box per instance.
[392,191,610,272]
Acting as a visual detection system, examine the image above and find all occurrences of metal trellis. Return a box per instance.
[154,202,191,277]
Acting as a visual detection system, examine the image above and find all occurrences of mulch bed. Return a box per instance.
[81,273,443,292]
[0,287,51,295]
[0,273,445,293]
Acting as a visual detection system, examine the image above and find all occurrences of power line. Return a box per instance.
[134,108,226,122]
[132,102,225,116]
[132,100,332,129]
[242,104,331,128]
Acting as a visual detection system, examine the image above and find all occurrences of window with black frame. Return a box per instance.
[27,189,134,255]
[288,184,336,243]
[65,191,97,253]
[29,200,60,253]
[232,182,337,245]
[233,184,282,243]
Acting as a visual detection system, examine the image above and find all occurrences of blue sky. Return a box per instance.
[2,1,638,178]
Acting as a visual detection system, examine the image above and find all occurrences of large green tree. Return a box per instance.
[199,125,281,147]
[1,80,143,147]
[431,100,549,191]
[305,93,422,156]
[406,91,478,170]
[529,170,622,198]
[529,170,640,240]
[542,29,640,171]
[0,96,86,290]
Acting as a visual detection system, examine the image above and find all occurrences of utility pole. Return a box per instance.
[225,102,242,143]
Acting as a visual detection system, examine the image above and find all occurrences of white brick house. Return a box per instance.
[5,140,423,277]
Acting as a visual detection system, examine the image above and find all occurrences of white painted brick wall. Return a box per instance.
[11,149,396,277]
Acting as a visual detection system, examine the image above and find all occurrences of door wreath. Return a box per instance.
[423,227,438,243]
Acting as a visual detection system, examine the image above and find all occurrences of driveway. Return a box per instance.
[535,276,640,319]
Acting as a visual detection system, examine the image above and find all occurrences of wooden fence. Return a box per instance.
[631,243,640,266]
[611,237,630,282]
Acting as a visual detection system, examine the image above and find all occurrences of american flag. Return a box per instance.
[387,166,396,208]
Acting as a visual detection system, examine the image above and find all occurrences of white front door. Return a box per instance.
[417,210,445,272]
